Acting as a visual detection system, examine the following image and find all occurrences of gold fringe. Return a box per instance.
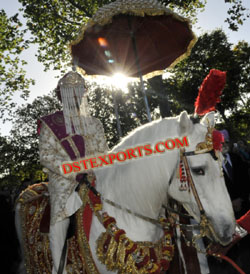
[96,229,174,274]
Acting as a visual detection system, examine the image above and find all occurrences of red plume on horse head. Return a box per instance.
[194,69,227,152]
[194,69,227,116]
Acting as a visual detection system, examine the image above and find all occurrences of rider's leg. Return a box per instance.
[50,217,70,274]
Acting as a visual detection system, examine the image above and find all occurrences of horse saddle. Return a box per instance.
[17,182,51,233]
[17,182,99,274]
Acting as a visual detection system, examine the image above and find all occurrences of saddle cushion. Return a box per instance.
[18,182,99,274]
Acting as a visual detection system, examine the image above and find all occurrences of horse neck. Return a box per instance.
[94,119,180,240]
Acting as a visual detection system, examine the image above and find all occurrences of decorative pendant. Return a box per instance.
[179,160,188,191]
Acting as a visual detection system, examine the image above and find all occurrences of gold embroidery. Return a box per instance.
[18,184,52,273]
[76,185,100,274]
[68,137,81,159]
[17,183,90,274]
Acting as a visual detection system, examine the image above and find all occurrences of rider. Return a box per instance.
[38,70,108,273]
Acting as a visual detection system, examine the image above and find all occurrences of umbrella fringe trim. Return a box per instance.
[69,0,197,78]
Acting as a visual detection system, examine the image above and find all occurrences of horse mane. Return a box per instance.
[95,116,181,219]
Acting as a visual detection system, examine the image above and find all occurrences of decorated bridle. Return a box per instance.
[171,68,228,247]
[178,67,227,193]
[167,123,246,274]
[178,123,223,192]
[173,122,225,245]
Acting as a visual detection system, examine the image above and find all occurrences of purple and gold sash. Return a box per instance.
[38,111,85,160]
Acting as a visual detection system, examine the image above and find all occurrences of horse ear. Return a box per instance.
[200,112,215,127]
[178,111,193,135]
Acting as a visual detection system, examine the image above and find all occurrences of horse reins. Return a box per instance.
[60,154,246,274]
[181,148,204,213]
[175,148,246,274]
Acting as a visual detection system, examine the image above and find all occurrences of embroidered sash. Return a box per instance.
[38,111,85,160]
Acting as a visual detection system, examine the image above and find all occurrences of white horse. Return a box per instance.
[16,111,235,274]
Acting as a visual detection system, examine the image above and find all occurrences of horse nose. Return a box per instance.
[219,235,232,245]
[219,224,233,245]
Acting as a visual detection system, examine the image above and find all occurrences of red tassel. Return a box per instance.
[195,69,226,116]
[212,130,224,151]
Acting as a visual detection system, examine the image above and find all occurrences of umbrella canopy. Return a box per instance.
[70,0,196,79]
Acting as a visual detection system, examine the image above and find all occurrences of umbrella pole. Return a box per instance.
[112,90,123,138]
[128,19,152,122]
[138,72,152,122]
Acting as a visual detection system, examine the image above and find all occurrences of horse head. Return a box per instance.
[95,110,235,248]
[167,111,235,245]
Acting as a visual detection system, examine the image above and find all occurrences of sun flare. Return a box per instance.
[91,73,135,93]
[111,73,130,93]
[98,72,133,93]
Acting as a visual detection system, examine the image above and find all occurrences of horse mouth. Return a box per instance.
[205,226,233,246]
[182,204,234,246]
[201,216,235,246]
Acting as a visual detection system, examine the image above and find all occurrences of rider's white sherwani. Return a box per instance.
[39,113,108,225]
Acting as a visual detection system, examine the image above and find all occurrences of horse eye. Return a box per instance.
[192,167,205,176]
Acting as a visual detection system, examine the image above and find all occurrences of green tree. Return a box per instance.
[158,30,250,141]
[224,0,250,31]
[0,135,18,186]
[0,10,34,119]
[0,91,61,187]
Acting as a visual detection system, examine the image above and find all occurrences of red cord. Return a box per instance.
[219,254,246,274]
[208,251,246,274]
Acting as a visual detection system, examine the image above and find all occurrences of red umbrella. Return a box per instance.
[70,0,196,120]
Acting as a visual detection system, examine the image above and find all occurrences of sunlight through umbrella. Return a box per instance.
[70,0,196,122]
[112,90,123,138]
[109,73,129,138]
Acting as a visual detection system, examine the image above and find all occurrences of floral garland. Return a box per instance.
[88,190,175,274]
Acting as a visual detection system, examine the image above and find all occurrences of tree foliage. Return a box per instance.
[0,91,61,186]
[157,30,250,140]
[18,0,114,73]
[224,0,250,31]
[0,10,34,119]
[79,80,160,147]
